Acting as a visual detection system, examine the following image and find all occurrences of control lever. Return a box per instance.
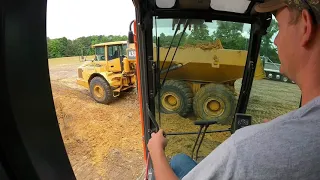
[191,120,217,161]
[147,106,166,137]
[145,106,166,180]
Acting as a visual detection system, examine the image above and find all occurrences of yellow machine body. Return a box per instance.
[155,40,265,93]
[77,41,136,99]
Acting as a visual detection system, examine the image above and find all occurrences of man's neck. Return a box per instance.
[298,49,320,106]
[301,85,320,106]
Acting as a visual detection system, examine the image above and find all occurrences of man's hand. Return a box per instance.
[263,119,270,123]
[147,129,178,180]
[148,129,168,155]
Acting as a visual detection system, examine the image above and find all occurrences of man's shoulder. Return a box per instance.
[230,112,294,144]
[229,97,320,153]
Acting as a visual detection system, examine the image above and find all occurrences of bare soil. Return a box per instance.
[49,59,144,180]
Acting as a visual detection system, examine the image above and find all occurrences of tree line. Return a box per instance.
[154,20,279,63]
[47,20,279,63]
[47,35,127,58]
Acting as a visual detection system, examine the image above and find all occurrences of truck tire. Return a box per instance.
[193,83,236,125]
[159,80,193,117]
[282,76,288,82]
[89,77,113,104]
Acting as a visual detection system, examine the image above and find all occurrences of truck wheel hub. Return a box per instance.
[204,98,225,117]
[94,85,105,98]
[162,93,180,111]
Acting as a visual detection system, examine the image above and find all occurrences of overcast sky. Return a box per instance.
[46,0,275,41]
[46,0,136,40]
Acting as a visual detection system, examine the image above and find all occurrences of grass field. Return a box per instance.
[49,56,301,179]
[48,55,95,67]
[244,79,301,123]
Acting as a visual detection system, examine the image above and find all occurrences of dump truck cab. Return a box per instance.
[77,40,137,104]
[91,41,133,72]
[93,41,126,63]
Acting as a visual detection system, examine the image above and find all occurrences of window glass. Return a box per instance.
[95,46,105,61]
[108,45,120,60]
[153,18,255,161]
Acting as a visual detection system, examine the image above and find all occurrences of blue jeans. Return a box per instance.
[170,154,197,179]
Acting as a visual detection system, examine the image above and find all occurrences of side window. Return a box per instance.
[95,46,105,61]
[247,16,301,124]
[107,45,120,60]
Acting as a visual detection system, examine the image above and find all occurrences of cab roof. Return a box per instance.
[133,0,263,15]
[92,41,127,47]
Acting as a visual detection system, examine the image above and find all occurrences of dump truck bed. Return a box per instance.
[156,47,265,83]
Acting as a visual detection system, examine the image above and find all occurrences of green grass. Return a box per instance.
[48,55,95,67]
[240,79,301,124]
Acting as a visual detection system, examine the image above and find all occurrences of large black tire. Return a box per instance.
[193,83,236,125]
[159,80,193,117]
[89,77,113,104]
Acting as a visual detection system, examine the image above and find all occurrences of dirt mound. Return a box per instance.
[181,39,224,50]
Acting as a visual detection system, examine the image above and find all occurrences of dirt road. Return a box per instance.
[49,59,144,180]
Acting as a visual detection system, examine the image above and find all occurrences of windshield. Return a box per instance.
[95,46,105,61]
[153,18,255,160]
[152,17,301,162]
[95,46,105,56]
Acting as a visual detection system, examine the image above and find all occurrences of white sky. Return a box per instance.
[46,0,136,40]
[46,0,276,41]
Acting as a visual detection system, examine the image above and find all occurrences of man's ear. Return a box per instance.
[300,9,314,47]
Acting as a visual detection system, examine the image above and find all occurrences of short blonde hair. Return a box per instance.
[288,6,302,24]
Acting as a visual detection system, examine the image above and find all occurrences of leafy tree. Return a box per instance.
[172,32,188,47]
[47,38,68,58]
[159,33,170,47]
[156,32,188,48]
[186,24,212,45]
[47,20,280,63]
[65,39,76,57]
[47,35,128,58]
[212,21,248,50]
[260,19,280,63]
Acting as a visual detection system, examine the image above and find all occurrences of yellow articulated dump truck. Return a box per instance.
[76,41,137,104]
[154,40,265,125]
